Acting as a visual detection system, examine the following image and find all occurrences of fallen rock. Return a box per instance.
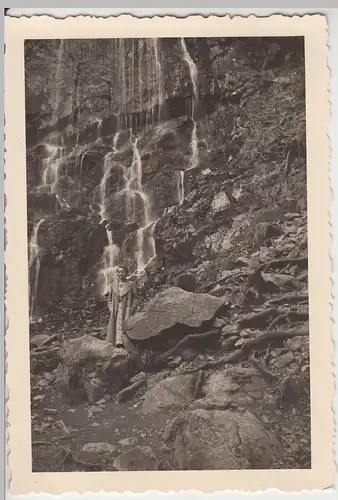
[114,446,159,471]
[58,335,130,403]
[142,372,199,414]
[164,409,282,470]
[125,287,226,341]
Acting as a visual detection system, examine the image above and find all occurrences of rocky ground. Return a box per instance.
[30,208,310,472]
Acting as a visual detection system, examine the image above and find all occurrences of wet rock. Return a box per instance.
[114,446,159,471]
[125,287,226,341]
[58,335,129,403]
[142,373,198,414]
[164,409,282,470]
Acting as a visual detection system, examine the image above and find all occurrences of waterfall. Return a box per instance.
[177,170,185,206]
[152,38,164,123]
[41,135,65,187]
[52,40,65,119]
[180,38,199,171]
[28,219,45,322]
[129,138,156,272]
[99,152,115,221]
[96,119,103,142]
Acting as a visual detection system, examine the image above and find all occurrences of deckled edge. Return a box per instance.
[4,12,334,496]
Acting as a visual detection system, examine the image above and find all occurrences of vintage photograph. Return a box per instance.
[25,34,312,473]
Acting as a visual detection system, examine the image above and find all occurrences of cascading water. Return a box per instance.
[41,135,65,187]
[97,40,163,292]
[28,219,45,322]
[98,151,121,294]
[177,170,185,206]
[180,38,199,171]
[30,41,66,319]
[152,38,164,122]
[129,138,156,272]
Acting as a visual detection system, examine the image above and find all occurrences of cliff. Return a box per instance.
[25,36,306,323]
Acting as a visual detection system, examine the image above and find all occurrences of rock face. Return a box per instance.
[164,409,282,470]
[125,287,226,341]
[26,37,307,322]
[57,335,130,403]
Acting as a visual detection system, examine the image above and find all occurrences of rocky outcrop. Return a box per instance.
[163,408,282,470]
[124,287,227,341]
[57,335,130,403]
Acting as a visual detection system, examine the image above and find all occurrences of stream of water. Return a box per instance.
[28,218,45,321]
[180,38,199,171]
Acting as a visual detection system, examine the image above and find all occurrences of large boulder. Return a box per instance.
[125,287,226,341]
[142,372,200,414]
[57,335,130,403]
[163,408,282,470]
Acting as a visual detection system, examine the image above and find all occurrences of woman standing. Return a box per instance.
[106,266,136,347]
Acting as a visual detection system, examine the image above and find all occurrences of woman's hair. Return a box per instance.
[117,265,129,275]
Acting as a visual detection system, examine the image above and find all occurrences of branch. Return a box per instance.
[154,329,220,366]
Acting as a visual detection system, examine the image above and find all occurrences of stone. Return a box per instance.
[119,437,137,447]
[221,324,240,336]
[164,409,282,470]
[211,191,231,212]
[83,377,106,405]
[125,287,226,341]
[175,273,198,292]
[287,337,302,352]
[273,352,294,368]
[211,317,225,328]
[82,442,117,456]
[58,335,129,403]
[142,373,198,414]
[114,446,159,471]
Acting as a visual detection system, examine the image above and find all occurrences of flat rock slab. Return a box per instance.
[164,409,282,470]
[125,287,226,341]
